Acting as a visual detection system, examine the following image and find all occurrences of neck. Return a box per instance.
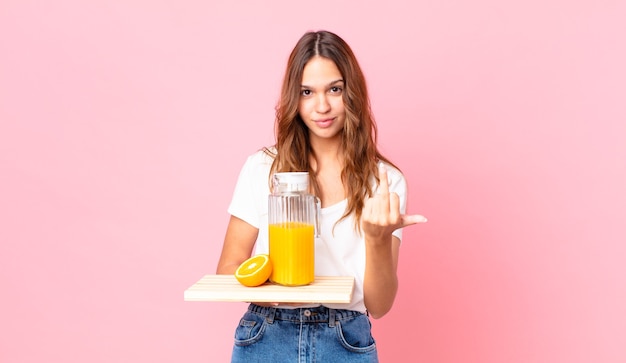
[310,133,342,156]
[309,136,344,171]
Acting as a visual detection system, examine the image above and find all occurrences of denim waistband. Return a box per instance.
[247,303,363,327]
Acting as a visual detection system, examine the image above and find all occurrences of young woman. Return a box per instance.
[216,30,426,363]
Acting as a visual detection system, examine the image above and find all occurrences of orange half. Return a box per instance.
[235,254,272,287]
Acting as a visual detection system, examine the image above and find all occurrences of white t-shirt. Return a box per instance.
[227,149,408,313]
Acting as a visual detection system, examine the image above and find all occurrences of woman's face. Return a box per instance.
[298,56,346,143]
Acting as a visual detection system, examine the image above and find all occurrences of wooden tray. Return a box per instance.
[184,275,354,304]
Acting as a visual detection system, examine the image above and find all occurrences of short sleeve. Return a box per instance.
[227,151,273,229]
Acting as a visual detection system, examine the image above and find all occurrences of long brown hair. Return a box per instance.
[266,30,397,231]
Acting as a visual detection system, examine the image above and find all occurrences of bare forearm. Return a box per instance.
[216,262,240,275]
[216,216,258,275]
[363,236,399,319]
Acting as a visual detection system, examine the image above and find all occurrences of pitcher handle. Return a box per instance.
[314,196,321,238]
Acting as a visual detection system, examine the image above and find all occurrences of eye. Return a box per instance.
[300,89,312,96]
[329,86,343,94]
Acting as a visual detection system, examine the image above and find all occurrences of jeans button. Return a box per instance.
[303,309,311,317]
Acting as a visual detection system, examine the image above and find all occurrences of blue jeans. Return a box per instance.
[231,304,379,363]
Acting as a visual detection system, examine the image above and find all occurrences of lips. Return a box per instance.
[315,118,334,128]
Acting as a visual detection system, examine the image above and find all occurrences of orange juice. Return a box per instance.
[269,222,315,286]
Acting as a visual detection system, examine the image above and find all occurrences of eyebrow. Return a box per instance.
[300,79,345,88]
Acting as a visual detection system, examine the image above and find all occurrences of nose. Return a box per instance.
[315,93,330,113]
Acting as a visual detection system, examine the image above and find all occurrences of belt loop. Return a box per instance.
[266,307,276,324]
[328,308,336,327]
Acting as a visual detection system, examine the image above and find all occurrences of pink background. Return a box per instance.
[1,1,625,362]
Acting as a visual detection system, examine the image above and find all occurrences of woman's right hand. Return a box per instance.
[217,216,310,308]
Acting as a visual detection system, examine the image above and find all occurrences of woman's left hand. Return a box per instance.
[361,164,427,244]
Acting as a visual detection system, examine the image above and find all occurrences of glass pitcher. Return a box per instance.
[268,172,320,286]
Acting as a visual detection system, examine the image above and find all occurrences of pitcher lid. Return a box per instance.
[272,172,309,193]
